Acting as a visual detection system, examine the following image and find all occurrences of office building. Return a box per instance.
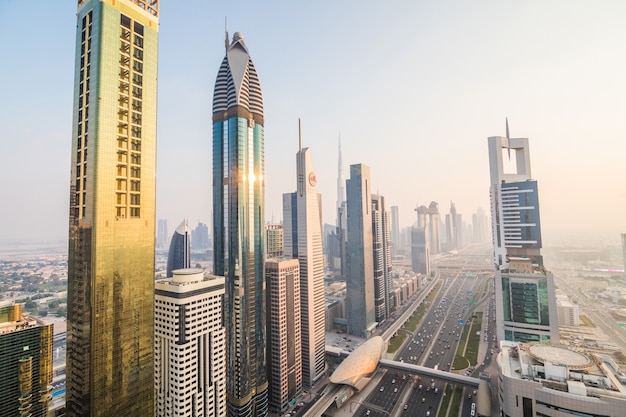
[0,304,53,417]
[345,164,376,337]
[191,221,210,250]
[212,31,267,416]
[556,295,580,327]
[265,223,284,258]
[154,269,226,417]
[411,226,430,277]
[265,259,302,413]
[66,1,158,415]
[166,219,190,277]
[282,121,326,387]
[497,341,626,417]
[489,128,559,344]
[371,194,392,322]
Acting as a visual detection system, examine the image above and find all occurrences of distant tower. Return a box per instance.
[336,136,346,220]
[157,219,168,248]
[390,205,400,257]
[372,194,392,322]
[412,206,431,276]
[155,269,226,417]
[0,304,53,417]
[449,202,459,251]
[488,122,559,344]
[265,259,302,412]
[282,120,326,387]
[428,201,441,254]
[346,164,376,337]
[166,219,190,277]
[212,31,267,416]
[66,1,159,415]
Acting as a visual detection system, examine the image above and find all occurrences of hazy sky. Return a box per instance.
[0,1,624,245]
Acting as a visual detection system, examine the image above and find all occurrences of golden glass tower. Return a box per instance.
[66,1,158,415]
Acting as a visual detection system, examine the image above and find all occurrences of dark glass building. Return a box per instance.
[212,32,267,416]
[0,305,53,417]
[166,219,191,277]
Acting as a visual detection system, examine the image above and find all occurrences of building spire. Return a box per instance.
[299,118,302,152]
[506,117,511,160]
[224,17,229,51]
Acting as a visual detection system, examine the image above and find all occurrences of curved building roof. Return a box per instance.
[213,32,264,120]
[330,336,384,388]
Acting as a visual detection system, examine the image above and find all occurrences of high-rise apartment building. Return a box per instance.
[411,226,430,277]
[154,269,226,417]
[212,31,267,416]
[265,223,284,259]
[66,1,158,415]
[0,304,53,417]
[488,128,559,344]
[166,219,191,277]
[282,122,326,387]
[371,194,392,323]
[265,259,302,413]
[346,164,376,337]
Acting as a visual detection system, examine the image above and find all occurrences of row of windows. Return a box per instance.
[115,14,145,219]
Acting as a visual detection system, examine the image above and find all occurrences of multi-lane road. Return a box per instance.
[353,248,494,417]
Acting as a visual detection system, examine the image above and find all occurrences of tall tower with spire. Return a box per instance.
[283,120,326,387]
[336,136,345,215]
[212,31,267,416]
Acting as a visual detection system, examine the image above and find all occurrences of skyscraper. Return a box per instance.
[265,223,284,259]
[427,201,441,254]
[154,269,226,417]
[282,121,326,387]
[372,194,392,323]
[0,304,53,417]
[336,136,346,221]
[265,259,302,413]
[390,205,400,257]
[488,125,559,343]
[66,1,158,415]
[346,164,376,337]
[157,218,168,248]
[166,219,191,277]
[212,31,267,416]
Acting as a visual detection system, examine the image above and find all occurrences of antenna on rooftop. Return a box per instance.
[299,118,302,152]
[506,117,511,160]
[224,17,229,51]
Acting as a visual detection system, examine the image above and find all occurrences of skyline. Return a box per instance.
[1,1,625,245]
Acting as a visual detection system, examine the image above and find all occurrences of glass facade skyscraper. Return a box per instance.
[166,219,191,277]
[212,32,267,417]
[66,1,158,415]
[346,164,376,337]
[488,132,559,344]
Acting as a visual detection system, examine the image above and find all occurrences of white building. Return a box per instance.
[283,122,326,387]
[556,295,580,327]
[154,269,226,417]
[497,341,626,417]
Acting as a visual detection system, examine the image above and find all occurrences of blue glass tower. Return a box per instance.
[212,32,267,417]
[166,219,190,277]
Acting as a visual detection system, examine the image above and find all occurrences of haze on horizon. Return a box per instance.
[0,1,624,247]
